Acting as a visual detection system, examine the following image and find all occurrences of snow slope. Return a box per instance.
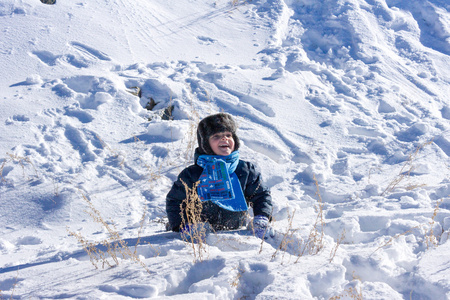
[1,0,449,299]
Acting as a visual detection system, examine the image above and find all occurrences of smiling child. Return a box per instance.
[166,113,273,239]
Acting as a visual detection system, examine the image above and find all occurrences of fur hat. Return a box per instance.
[197,113,240,155]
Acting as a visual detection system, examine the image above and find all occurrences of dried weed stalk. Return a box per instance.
[295,174,324,262]
[426,198,443,249]
[1,152,38,181]
[231,0,251,6]
[380,141,432,196]
[179,86,200,168]
[370,226,419,256]
[329,229,346,263]
[371,198,444,255]
[261,175,325,264]
[329,286,363,300]
[230,265,245,288]
[95,133,126,168]
[269,210,298,264]
[0,268,19,300]
[182,115,200,166]
[179,180,209,262]
[67,192,153,274]
[330,273,363,300]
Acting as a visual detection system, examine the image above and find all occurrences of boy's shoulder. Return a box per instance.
[237,159,262,175]
[239,158,258,167]
[177,163,202,180]
[237,159,250,168]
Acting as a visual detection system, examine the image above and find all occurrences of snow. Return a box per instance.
[0,0,449,299]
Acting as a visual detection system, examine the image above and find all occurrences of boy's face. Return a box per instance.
[209,131,235,156]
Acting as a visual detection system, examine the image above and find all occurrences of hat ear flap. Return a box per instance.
[232,133,240,151]
[197,125,213,155]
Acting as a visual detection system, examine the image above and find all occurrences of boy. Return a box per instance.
[166,113,273,239]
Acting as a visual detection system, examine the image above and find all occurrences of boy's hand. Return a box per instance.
[180,223,210,243]
[253,215,275,239]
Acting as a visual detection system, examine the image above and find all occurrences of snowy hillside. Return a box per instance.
[1,0,449,299]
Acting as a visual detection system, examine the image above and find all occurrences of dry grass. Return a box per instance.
[295,174,325,262]
[67,86,204,268]
[371,198,445,255]
[0,152,38,182]
[179,180,210,262]
[370,225,419,256]
[253,174,327,264]
[231,0,251,6]
[181,112,200,168]
[330,273,363,300]
[261,175,327,264]
[329,229,346,263]
[380,141,432,197]
[0,268,19,300]
[425,198,443,249]
[230,265,245,288]
[329,286,363,300]
[269,210,298,264]
[67,192,154,274]
[95,133,126,167]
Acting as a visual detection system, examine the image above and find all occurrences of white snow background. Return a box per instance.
[1,0,450,299]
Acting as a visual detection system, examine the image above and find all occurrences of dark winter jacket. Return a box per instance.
[166,150,272,232]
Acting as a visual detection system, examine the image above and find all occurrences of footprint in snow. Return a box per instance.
[150,145,169,158]
[4,115,30,125]
[0,277,24,292]
[31,50,59,66]
[236,261,274,299]
[118,285,158,298]
[64,106,94,123]
[16,236,42,246]
[434,132,450,157]
[305,89,340,113]
[197,36,217,45]
[395,123,429,142]
[70,41,111,61]
[31,50,90,69]
[165,258,226,295]
[63,124,97,163]
[99,284,158,298]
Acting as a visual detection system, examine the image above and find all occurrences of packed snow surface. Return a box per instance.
[1,0,450,299]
